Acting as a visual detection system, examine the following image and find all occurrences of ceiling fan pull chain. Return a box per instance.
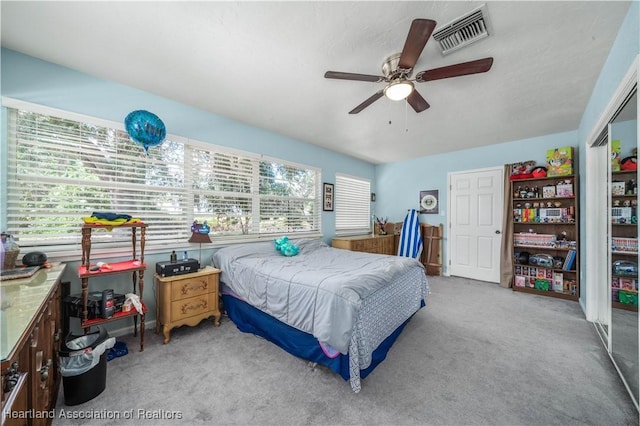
[405,99,409,132]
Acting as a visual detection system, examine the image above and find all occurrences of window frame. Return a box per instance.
[2,98,322,260]
[334,172,371,236]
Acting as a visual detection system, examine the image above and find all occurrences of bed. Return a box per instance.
[212,238,429,392]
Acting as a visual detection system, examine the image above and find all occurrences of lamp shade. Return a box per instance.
[384,80,414,101]
[188,232,212,244]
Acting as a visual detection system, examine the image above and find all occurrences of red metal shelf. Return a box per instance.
[81,303,148,328]
[78,259,147,278]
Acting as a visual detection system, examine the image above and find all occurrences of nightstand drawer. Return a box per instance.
[171,275,213,301]
[170,293,216,322]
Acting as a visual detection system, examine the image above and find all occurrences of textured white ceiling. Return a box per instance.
[0,1,632,164]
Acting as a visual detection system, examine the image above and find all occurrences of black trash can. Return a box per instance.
[59,327,112,406]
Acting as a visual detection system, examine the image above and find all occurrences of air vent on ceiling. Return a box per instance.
[432,4,492,56]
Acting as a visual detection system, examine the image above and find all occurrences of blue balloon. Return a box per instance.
[124,110,166,154]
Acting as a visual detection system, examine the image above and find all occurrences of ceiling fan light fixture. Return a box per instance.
[384,80,414,101]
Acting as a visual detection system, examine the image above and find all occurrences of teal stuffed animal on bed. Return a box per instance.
[274,236,299,256]
[281,242,299,256]
[274,236,289,250]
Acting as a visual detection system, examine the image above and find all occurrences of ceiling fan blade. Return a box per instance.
[349,91,384,114]
[407,90,430,113]
[415,57,494,82]
[325,71,384,82]
[398,19,437,70]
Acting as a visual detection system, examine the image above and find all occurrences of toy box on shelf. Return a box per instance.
[546,146,574,177]
[611,140,622,172]
[619,289,638,307]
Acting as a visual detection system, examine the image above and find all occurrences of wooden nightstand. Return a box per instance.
[155,266,221,344]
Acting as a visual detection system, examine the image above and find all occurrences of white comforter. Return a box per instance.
[212,238,427,354]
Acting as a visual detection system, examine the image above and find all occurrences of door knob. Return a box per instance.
[495,230,501,234]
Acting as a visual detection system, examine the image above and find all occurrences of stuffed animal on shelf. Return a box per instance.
[510,160,536,180]
[531,166,547,178]
[621,156,637,171]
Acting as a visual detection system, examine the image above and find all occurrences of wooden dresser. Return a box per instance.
[331,234,395,255]
[1,264,66,426]
[155,266,221,344]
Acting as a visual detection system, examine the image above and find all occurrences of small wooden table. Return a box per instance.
[155,266,221,344]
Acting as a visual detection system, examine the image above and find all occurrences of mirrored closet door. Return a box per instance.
[609,90,638,406]
[587,57,638,411]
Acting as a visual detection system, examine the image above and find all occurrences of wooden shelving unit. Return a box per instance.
[510,174,579,300]
[420,223,442,276]
[611,170,638,312]
[77,223,148,351]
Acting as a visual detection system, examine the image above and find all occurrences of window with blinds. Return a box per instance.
[335,173,371,235]
[5,107,321,254]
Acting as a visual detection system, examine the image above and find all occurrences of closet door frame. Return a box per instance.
[584,55,638,410]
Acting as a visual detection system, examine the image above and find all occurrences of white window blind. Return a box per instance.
[335,173,371,234]
[5,106,320,254]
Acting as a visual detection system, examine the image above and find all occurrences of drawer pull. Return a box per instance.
[181,280,208,295]
[40,359,52,382]
[31,326,40,347]
[181,299,207,314]
[4,362,20,392]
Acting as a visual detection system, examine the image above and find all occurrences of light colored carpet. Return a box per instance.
[52,275,638,425]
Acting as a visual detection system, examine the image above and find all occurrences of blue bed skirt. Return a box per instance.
[222,293,420,381]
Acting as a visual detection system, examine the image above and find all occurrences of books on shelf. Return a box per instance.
[514,232,557,247]
[612,237,638,253]
[563,250,576,270]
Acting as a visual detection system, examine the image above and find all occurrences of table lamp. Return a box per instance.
[188,230,212,266]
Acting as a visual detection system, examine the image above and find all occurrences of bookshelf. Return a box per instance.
[611,170,638,312]
[511,174,579,301]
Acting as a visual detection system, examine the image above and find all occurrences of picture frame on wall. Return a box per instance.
[419,190,439,214]
[323,183,334,211]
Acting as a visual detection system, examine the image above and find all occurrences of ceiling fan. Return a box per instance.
[324,19,494,114]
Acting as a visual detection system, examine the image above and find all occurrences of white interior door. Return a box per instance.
[449,167,504,283]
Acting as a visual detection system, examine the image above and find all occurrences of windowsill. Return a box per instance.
[20,233,325,264]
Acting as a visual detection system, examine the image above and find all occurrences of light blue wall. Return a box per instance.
[0,48,377,243]
[579,1,639,145]
[612,119,638,155]
[376,130,578,268]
